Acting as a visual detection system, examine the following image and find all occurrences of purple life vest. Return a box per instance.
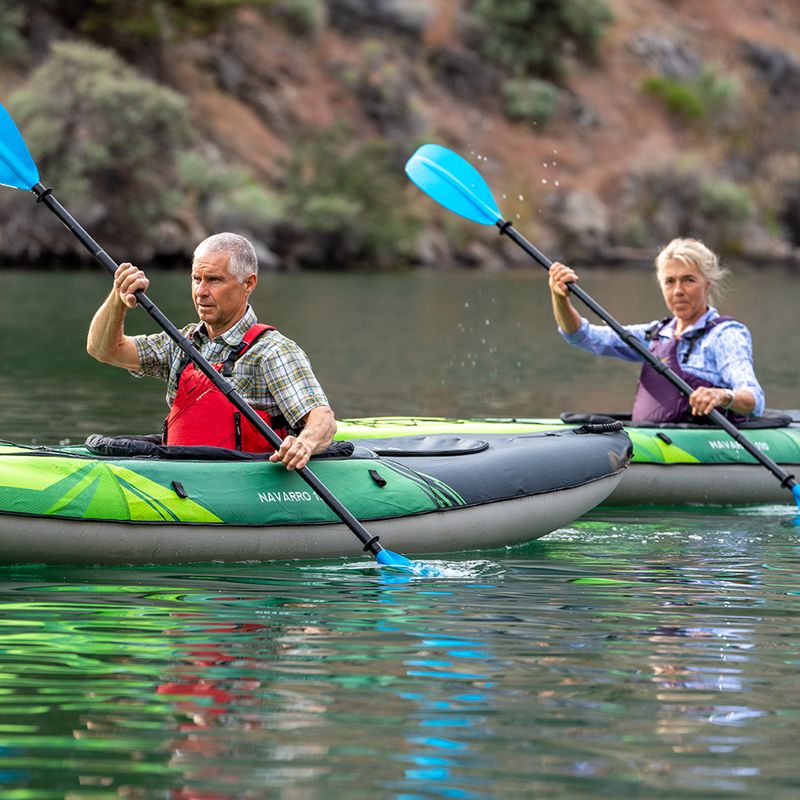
[631,315,748,425]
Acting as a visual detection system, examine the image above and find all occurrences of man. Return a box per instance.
[87,232,335,470]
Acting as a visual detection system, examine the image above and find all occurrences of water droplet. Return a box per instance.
[484,319,490,325]
[518,194,524,201]
[554,180,560,187]
[541,178,548,184]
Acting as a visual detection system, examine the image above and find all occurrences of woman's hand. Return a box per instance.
[548,262,579,297]
[689,386,734,416]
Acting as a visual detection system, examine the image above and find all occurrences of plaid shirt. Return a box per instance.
[560,306,765,415]
[131,306,329,429]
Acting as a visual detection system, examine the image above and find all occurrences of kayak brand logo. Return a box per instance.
[708,439,769,452]
[258,490,321,503]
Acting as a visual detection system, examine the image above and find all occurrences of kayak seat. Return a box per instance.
[561,408,794,430]
[362,435,490,456]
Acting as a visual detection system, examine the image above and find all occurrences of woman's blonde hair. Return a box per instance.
[655,238,730,305]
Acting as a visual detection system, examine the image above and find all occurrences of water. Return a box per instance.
[1,266,799,798]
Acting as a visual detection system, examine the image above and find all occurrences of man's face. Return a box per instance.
[191,251,256,337]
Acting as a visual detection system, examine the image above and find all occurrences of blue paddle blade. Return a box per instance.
[376,548,443,577]
[0,102,39,190]
[792,484,800,509]
[405,143,503,226]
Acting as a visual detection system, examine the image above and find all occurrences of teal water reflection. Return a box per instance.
[1,267,799,797]
[1,509,800,798]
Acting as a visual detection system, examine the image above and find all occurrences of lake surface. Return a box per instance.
[1,266,799,798]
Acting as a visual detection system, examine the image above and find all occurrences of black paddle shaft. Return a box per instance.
[496,219,798,492]
[31,182,385,556]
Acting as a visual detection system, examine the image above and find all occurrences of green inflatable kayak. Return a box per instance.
[337,412,800,506]
[0,425,630,565]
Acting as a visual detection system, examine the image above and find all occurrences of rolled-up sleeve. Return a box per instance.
[714,324,765,416]
[129,331,176,380]
[261,340,329,428]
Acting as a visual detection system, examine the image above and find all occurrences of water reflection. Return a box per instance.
[0,511,799,797]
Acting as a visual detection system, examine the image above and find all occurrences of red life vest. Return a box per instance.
[163,324,289,452]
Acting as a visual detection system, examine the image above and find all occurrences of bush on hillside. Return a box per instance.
[178,150,284,234]
[502,78,559,126]
[0,40,290,264]
[41,0,272,41]
[0,0,27,60]
[617,167,755,254]
[266,0,327,37]
[471,0,613,80]
[2,41,193,261]
[276,126,423,270]
[641,66,739,127]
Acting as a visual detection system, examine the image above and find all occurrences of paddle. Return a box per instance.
[406,142,800,509]
[0,102,441,575]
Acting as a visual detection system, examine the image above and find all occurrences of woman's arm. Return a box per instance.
[548,262,583,334]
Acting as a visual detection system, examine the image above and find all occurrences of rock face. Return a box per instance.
[327,0,435,36]
[742,41,800,100]
[2,1,800,268]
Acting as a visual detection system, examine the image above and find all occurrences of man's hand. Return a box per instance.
[268,406,336,470]
[115,262,150,308]
[269,435,314,471]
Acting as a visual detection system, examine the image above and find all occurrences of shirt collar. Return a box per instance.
[191,305,257,346]
[661,306,718,338]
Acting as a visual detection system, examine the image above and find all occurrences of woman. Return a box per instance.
[549,238,764,424]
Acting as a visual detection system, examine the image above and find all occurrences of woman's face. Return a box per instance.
[658,258,711,327]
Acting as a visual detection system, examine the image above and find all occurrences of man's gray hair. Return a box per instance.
[193,233,258,282]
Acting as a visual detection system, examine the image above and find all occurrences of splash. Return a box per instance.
[303,559,503,581]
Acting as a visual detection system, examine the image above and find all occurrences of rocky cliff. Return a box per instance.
[1,0,799,270]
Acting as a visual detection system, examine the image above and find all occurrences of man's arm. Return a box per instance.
[269,405,337,471]
[86,263,149,370]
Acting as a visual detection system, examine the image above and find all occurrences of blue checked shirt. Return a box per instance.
[560,306,765,416]
[131,306,329,430]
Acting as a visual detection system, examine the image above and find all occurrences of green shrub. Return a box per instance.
[267,0,327,36]
[0,1,26,60]
[40,0,272,50]
[699,178,755,230]
[642,67,739,125]
[279,127,423,269]
[9,41,193,254]
[471,0,613,79]
[624,167,755,254]
[178,151,284,231]
[696,67,739,116]
[502,78,558,125]
[642,75,705,122]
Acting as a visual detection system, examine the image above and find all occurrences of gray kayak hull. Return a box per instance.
[0,472,623,565]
